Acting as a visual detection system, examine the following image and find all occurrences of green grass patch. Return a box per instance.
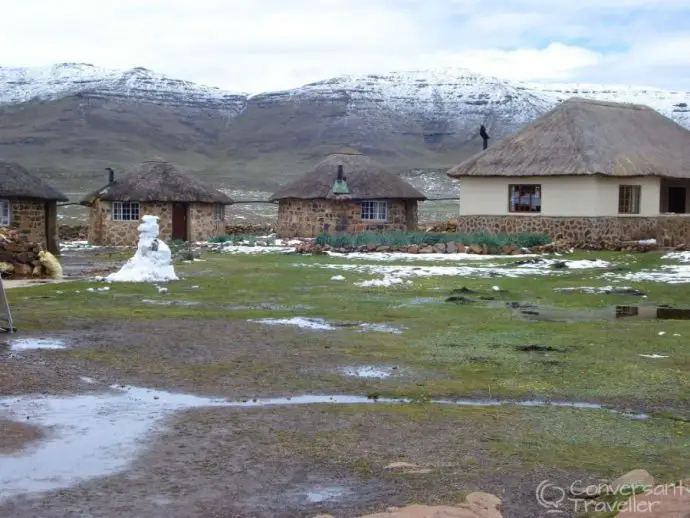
[313,230,551,250]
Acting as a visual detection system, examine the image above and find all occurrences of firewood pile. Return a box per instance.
[223,223,275,236]
[0,229,55,278]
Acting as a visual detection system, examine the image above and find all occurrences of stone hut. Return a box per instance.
[447,98,690,246]
[269,148,427,237]
[0,161,68,254]
[80,159,233,246]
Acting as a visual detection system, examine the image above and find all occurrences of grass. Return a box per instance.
[4,247,690,509]
[313,231,551,249]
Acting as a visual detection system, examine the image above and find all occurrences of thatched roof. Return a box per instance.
[269,148,426,201]
[0,161,68,201]
[80,159,233,205]
[447,98,690,179]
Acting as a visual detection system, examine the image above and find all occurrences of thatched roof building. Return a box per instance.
[81,159,233,205]
[0,161,68,201]
[81,158,232,246]
[447,98,690,179]
[270,148,426,201]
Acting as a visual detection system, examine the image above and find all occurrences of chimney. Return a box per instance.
[479,125,490,150]
[106,167,115,184]
[332,165,350,195]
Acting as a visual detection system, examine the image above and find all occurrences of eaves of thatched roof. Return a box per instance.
[269,148,426,201]
[447,98,690,179]
[80,159,233,205]
[0,161,68,202]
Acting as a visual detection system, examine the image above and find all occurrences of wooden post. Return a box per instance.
[45,201,60,256]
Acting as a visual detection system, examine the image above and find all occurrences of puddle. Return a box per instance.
[515,305,690,322]
[394,297,442,308]
[249,317,404,334]
[0,384,655,500]
[305,486,347,503]
[7,338,67,351]
[340,366,396,379]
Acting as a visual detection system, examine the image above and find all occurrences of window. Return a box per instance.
[111,201,140,221]
[360,200,388,220]
[212,204,225,221]
[0,200,10,226]
[509,184,541,213]
[618,185,641,214]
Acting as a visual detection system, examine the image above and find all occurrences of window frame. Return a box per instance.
[212,203,225,221]
[0,199,10,226]
[618,185,641,214]
[360,200,388,221]
[111,201,141,221]
[508,184,542,213]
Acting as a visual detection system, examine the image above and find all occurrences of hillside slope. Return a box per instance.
[1,63,688,196]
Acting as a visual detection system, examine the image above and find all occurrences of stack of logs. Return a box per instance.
[423,219,460,232]
[58,224,88,241]
[0,228,50,278]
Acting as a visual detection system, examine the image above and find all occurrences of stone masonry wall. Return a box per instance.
[276,199,411,238]
[88,200,172,246]
[189,203,225,243]
[7,199,47,246]
[88,200,225,246]
[454,215,690,247]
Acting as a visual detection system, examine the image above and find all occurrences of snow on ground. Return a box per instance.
[216,245,295,254]
[662,251,690,263]
[8,338,67,351]
[301,258,612,286]
[604,265,690,284]
[249,317,404,334]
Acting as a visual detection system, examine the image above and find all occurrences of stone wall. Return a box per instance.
[6,199,47,246]
[453,215,690,247]
[276,199,415,237]
[189,203,225,243]
[87,200,225,246]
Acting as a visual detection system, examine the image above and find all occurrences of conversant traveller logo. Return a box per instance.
[535,478,689,515]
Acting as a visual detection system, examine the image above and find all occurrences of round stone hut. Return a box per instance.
[80,159,234,246]
[0,161,68,254]
[269,148,426,237]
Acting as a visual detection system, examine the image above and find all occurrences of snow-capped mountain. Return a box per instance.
[0,63,247,113]
[1,62,689,195]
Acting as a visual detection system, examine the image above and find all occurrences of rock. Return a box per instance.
[457,243,467,253]
[446,242,457,253]
[0,262,14,275]
[433,243,447,253]
[468,246,483,254]
[367,244,378,252]
[355,492,502,518]
[419,246,434,254]
[609,469,655,493]
[615,479,690,517]
[407,245,419,254]
[377,246,391,252]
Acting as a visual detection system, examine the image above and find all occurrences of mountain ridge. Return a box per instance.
[1,62,689,197]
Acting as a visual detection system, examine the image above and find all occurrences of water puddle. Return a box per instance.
[227,303,315,311]
[249,317,404,334]
[393,297,442,308]
[305,486,348,503]
[7,338,67,351]
[515,305,690,322]
[340,366,396,379]
[0,385,654,501]
[554,286,647,296]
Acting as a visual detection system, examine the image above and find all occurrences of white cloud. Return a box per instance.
[1,0,689,92]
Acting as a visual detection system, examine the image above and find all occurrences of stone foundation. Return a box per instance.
[87,200,226,246]
[276,199,417,238]
[454,215,690,247]
[7,199,47,245]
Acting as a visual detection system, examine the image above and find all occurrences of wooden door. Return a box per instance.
[668,187,687,214]
[172,203,189,241]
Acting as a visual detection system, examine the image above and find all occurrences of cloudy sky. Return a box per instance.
[3,0,690,93]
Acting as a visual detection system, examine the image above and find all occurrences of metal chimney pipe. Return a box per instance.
[479,125,490,150]
[106,167,115,184]
[337,165,344,181]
